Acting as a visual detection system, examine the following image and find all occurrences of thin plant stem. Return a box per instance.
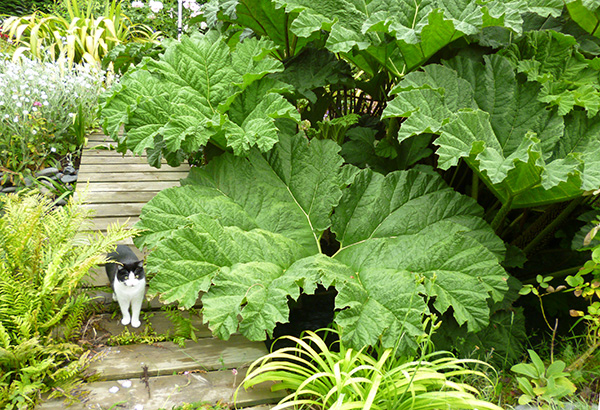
[491,196,513,232]
[550,318,558,363]
[523,197,583,255]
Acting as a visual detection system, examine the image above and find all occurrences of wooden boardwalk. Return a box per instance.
[38,134,283,409]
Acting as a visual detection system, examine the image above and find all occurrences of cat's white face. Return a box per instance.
[123,271,144,287]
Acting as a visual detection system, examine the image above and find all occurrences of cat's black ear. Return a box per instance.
[136,260,144,268]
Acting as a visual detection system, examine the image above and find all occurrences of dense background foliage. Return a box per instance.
[99,3,600,388]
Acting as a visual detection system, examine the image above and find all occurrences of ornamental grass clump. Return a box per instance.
[0,55,104,185]
[0,192,134,408]
[1,0,158,66]
[239,329,502,410]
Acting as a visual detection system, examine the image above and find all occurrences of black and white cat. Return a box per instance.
[105,245,146,328]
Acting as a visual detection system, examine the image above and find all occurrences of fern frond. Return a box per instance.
[0,192,137,408]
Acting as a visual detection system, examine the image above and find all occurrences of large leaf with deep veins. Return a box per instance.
[136,133,508,350]
[99,31,298,166]
[383,54,600,208]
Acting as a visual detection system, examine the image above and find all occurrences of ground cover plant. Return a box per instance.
[0,192,132,409]
[0,54,104,186]
[100,0,600,405]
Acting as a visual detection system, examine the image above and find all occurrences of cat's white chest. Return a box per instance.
[113,274,146,327]
[113,275,145,300]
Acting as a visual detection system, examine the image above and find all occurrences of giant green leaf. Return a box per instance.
[383,54,600,208]
[137,132,509,351]
[271,0,557,77]
[204,0,319,57]
[331,168,508,342]
[99,32,297,166]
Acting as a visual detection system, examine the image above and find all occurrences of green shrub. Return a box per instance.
[0,0,54,17]
[0,192,134,408]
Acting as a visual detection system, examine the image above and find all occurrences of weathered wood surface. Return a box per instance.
[37,369,280,410]
[75,134,188,240]
[78,171,189,183]
[94,311,208,337]
[38,320,282,410]
[91,335,266,380]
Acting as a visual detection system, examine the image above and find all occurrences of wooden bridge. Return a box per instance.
[38,133,283,410]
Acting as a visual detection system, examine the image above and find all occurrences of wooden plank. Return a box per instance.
[75,191,160,204]
[87,132,113,141]
[82,149,146,157]
[81,155,155,165]
[82,149,151,160]
[86,139,119,148]
[81,203,145,217]
[89,336,267,380]
[94,311,209,337]
[79,163,189,173]
[77,172,188,183]
[85,182,178,192]
[37,368,284,410]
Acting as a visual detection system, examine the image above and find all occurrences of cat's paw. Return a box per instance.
[121,317,131,326]
[131,319,141,328]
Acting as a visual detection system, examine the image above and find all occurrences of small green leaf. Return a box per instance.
[512,363,540,379]
[529,349,546,375]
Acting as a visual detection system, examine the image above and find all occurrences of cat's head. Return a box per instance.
[116,261,145,287]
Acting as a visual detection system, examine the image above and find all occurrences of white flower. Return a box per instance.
[149,0,163,12]
[13,116,18,122]
[199,21,208,30]
[22,110,29,115]
[131,0,144,8]
[50,147,57,153]
[190,3,201,14]
[32,129,37,135]
[182,0,196,9]
[16,102,22,107]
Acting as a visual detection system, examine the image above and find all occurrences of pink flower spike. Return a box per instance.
[232,369,238,376]
[33,101,42,107]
